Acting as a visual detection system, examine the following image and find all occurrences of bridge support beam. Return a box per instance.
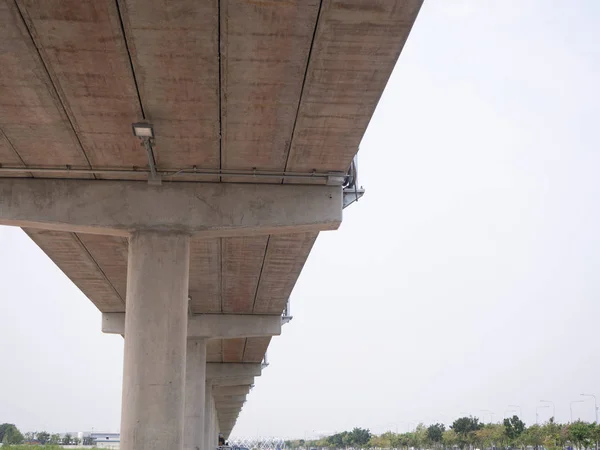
[120,232,190,450]
[0,178,342,237]
[214,395,246,403]
[213,385,251,396]
[102,313,282,339]
[206,363,262,379]
[211,376,255,387]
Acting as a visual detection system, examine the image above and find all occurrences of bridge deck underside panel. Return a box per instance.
[206,337,270,364]
[22,228,314,362]
[0,0,421,178]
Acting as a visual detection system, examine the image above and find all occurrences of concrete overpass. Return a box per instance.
[0,1,422,450]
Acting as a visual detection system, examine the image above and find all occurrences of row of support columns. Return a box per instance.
[0,176,342,450]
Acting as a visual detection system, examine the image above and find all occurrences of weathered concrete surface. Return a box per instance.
[25,229,126,312]
[215,403,245,411]
[189,315,280,340]
[206,337,271,364]
[0,1,90,172]
[117,0,220,175]
[252,232,318,314]
[204,386,218,450]
[218,414,239,422]
[242,337,272,363]
[220,0,319,182]
[189,237,221,313]
[0,128,27,177]
[185,339,207,450]
[21,231,312,328]
[120,232,190,450]
[222,236,269,313]
[216,405,245,413]
[285,0,423,174]
[222,338,246,363]
[1,179,342,236]
[210,377,255,387]
[213,385,251,396]
[214,395,246,403]
[15,0,145,170]
[206,363,262,379]
[102,313,282,338]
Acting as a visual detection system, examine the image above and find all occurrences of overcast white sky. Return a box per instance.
[1,0,600,440]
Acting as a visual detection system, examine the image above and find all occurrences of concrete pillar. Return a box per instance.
[212,397,218,446]
[204,383,214,450]
[120,232,191,450]
[213,413,220,445]
[185,339,207,450]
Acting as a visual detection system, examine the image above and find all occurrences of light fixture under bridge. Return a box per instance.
[132,122,160,185]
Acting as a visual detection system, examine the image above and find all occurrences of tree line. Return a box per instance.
[286,416,600,450]
[0,424,94,446]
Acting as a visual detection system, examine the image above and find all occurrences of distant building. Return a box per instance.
[91,432,120,449]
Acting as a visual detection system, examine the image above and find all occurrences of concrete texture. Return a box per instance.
[204,386,218,450]
[185,339,207,450]
[15,0,145,171]
[120,232,190,450]
[215,407,245,414]
[285,0,423,174]
[213,386,251,396]
[214,395,246,403]
[117,0,220,175]
[210,377,255,387]
[206,363,261,380]
[0,179,342,237]
[219,0,319,182]
[102,313,282,338]
[24,230,315,335]
[217,406,245,414]
[0,1,90,173]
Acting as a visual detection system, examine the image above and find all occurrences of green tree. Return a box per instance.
[540,418,563,450]
[522,424,544,450]
[326,432,345,447]
[591,424,600,450]
[451,417,483,448]
[36,430,51,444]
[474,424,505,450]
[568,421,594,450]
[349,427,372,447]
[63,433,73,445]
[504,415,526,444]
[49,433,61,445]
[442,429,459,449]
[416,424,429,449]
[24,431,36,443]
[394,432,410,450]
[370,432,394,448]
[427,423,446,446]
[0,423,24,444]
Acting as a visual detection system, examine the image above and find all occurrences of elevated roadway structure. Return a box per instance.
[0,1,423,450]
